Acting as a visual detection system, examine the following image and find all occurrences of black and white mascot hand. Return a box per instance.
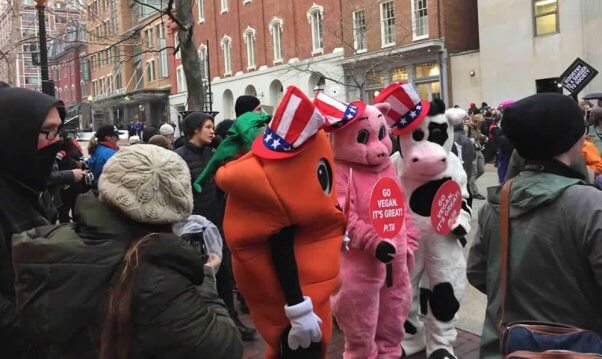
[391,99,472,359]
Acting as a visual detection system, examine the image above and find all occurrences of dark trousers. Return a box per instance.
[216,239,235,311]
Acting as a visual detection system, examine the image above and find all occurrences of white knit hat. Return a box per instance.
[99,144,193,224]
[159,123,175,136]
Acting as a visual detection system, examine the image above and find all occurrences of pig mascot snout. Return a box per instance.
[375,83,472,359]
[315,93,419,359]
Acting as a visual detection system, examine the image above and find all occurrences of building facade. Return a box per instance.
[168,0,349,124]
[0,0,79,90]
[85,0,171,130]
[451,0,602,108]
[168,0,479,125]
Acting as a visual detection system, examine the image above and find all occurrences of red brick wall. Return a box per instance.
[441,0,479,53]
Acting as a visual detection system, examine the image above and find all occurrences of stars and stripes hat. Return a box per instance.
[313,92,366,132]
[252,86,325,159]
[374,83,430,135]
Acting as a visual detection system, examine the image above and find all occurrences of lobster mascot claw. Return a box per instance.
[215,86,345,359]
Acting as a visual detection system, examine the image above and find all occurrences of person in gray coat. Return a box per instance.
[467,93,602,358]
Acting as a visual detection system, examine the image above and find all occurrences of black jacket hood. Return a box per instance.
[0,85,65,190]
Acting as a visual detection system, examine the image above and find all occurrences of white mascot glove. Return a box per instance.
[283,296,323,350]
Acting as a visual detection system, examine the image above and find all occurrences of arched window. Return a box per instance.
[269,17,283,63]
[243,27,256,70]
[306,4,324,54]
[198,44,208,79]
[221,35,232,76]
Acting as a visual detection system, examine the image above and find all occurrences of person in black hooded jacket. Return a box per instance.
[0,82,65,356]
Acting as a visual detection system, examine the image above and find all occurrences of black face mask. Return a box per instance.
[25,141,63,192]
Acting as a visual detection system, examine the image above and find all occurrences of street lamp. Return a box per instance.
[35,0,54,96]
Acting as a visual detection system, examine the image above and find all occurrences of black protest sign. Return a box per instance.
[560,58,599,95]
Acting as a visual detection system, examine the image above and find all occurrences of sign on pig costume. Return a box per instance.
[376,83,472,359]
[215,87,346,358]
[315,93,418,359]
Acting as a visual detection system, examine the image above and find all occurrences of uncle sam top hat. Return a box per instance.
[252,86,325,160]
[374,83,430,135]
[313,92,366,132]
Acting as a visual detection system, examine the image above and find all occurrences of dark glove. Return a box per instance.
[375,241,396,263]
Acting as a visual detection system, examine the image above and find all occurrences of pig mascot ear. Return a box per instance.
[445,108,468,127]
[374,103,393,125]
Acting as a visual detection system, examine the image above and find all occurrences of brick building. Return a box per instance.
[48,22,92,130]
[168,0,347,123]
[0,0,80,90]
[341,0,479,104]
[168,0,479,124]
[85,0,171,130]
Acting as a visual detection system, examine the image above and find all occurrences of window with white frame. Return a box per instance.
[176,65,187,92]
[147,60,156,82]
[243,27,256,70]
[197,0,205,23]
[175,35,181,59]
[220,0,228,13]
[221,35,232,75]
[145,28,153,48]
[412,0,428,39]
[352,9,366,52]
[269,18,283,63]
[380,1,395,46]
[307,5,323,54]
[198,44,208,79]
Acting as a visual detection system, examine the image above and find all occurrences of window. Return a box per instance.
[175,35,181,59]
[380,1,395,46]
[412,0,428,39]
[81,80,87,97]
[415,63,440,79]
[176,65,187,92]
[391,66,408,82]
[25,76,39,85]
[221,0,228,13]
[352,10,366,52]
[307,5,324,54]
[145,28,153,48]
[269,18,283,63]
[156,23,165,39]
[197,0,205,22]
[147,60,156,82]
[533,0,559,36]
[221,35,232,76]
[115,73,122,89]
[243,27,256,70]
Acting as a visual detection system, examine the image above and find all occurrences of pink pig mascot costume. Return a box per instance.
[314,93,419,359]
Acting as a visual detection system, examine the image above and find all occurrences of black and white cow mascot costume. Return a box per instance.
[375,83,472,359]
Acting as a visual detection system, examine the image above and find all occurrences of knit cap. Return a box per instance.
[159,123,175,136]
[502,93,584,160]
[235,95,260,118]
[99,144,193,224]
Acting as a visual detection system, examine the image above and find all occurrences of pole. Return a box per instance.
[206,40,213,112]
[36,0,54,96]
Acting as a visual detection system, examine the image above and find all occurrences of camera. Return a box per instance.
[82,170,94,186]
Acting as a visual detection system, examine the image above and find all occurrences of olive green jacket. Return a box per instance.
[468,171,602,358]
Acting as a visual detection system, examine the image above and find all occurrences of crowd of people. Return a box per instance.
[0,79,600,359]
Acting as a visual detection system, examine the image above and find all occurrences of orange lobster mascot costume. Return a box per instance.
[215,86,346,358]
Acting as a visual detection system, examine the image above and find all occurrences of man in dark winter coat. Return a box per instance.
[468,94,602,358]
[0,82,65,355]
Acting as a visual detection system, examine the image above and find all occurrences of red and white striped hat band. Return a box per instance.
[313,92,366,131]
[252,86,325,159]
[374,83,430,135]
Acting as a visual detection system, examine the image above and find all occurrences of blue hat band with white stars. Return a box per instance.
[393,103,424,130]
[262,128,294,153]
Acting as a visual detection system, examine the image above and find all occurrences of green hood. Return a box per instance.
[486,171,584,218]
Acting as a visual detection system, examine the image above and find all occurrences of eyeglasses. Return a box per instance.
[39,130,61,140]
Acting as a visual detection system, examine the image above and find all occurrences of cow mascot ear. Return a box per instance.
[445,108,468,128]
[428,98,446,116]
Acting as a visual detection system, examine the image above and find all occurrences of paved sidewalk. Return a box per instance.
[241,314,481,359]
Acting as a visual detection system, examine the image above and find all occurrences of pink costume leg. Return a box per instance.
[374,252,413,359]
[332,251,384,359]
